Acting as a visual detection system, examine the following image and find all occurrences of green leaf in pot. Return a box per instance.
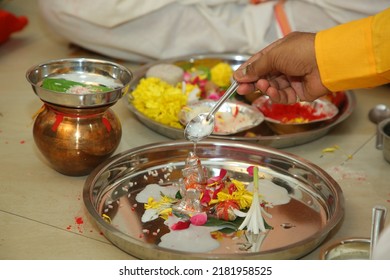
[42,78,113,93]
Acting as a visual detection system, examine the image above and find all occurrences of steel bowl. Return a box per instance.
[26,58,133,108]
[179,100,264,135]
[253,96,339,135]
[320,238,370,260]
[83,140,344,260]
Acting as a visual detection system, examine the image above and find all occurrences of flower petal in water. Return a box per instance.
[190,212,208,226]
[171,220,191,230]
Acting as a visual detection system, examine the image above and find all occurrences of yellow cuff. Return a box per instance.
[315,15,389,91]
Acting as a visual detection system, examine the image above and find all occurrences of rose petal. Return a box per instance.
[219,168,227,178]
[200,190,211,205]
[207,168,227,184]
[190,212,207,226]
[171,220,191,230]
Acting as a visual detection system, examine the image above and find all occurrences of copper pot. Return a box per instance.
[26,58,133,176]
[33,103,122,176]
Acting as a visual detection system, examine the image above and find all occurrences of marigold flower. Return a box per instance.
[210,62,233,88]
[143,196,176,222]
[215,200,239,221]
[209,178,253,210]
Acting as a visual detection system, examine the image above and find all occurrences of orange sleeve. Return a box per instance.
[315,8,390,92]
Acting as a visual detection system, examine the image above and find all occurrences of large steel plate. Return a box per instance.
[125,53,355,148]
[83,140,344,259]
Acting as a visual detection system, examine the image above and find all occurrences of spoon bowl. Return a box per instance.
[180,99,264,138]
[184,113,215,142]
[184,80,238,142]
[368,104,390,124]
[368,104,390,149]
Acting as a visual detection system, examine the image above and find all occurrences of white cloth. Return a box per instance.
[38,0,390,62]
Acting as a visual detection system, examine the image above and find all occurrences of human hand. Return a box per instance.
[233,32,331,104]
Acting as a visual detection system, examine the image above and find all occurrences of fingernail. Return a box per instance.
[235,65,247,79]
[241,66,247,76]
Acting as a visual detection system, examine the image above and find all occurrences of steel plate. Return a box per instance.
[125,53,355,148]
[83,140,344,259]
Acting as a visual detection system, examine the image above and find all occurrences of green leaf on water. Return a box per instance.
[175,191,182,200]
[204,215,273,233]
[42,78,112,93]
[204,216,243,231]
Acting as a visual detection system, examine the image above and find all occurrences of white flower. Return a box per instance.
[238,166,267,234]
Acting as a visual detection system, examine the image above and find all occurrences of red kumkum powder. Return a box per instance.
[260,102,327,123]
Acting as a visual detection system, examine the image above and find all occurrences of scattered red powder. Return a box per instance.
[72,216,84,233]
[75,216,84,225]
[323,91,346,107]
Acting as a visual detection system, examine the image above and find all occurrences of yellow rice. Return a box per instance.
[131,77,188,128]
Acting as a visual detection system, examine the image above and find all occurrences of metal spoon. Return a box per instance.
[368,104,390,124]
[368,104,390,148]
[184,80,239,142]
[370,205,387,259]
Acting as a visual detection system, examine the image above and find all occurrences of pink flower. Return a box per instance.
[183,72,192,82]
[190,212,208,226]
[208,92,220,100]
[247,166,254,176]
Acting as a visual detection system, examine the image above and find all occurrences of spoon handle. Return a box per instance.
[207,80,239,120]
[370,205,387,259]
[376,124,384,149]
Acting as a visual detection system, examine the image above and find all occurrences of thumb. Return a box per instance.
[234,35,287,83]
[234,52,272,83]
